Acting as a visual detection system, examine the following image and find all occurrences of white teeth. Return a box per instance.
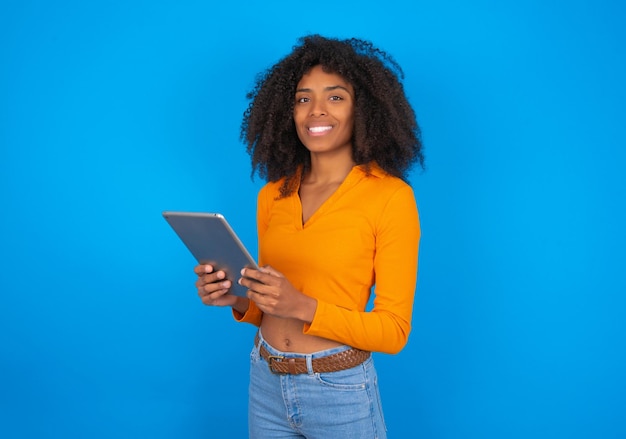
[309,126,332,133]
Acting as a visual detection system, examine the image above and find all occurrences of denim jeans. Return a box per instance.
[248,331,387,439]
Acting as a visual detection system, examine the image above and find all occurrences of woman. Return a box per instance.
[195,34,424,438]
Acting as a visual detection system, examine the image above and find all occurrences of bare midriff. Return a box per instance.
[260,314,342,353]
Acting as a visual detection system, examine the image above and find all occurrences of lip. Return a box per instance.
[307,125,333,136]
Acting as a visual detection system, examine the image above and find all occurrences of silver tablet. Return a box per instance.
[163,211,258,297]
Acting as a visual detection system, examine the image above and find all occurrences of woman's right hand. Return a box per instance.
[194,264,240,307]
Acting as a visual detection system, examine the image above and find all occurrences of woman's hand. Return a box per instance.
[194,264,247,311]
[239,266,317,323]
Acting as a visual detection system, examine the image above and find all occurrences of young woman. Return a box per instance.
[194,34,424,438]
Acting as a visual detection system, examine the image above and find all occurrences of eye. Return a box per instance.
[329,95,343,101]
[296,96,309,104]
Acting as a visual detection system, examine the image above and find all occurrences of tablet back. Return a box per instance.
[163,211,258,297]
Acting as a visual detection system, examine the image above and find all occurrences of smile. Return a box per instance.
[308,126,333,135]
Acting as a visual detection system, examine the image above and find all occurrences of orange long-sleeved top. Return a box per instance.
[234,162,420,354]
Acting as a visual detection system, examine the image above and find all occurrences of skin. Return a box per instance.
[195,65,356,352]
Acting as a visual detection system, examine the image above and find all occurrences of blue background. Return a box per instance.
[1,1,625,438]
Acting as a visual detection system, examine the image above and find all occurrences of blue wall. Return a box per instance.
[2,1,625,438]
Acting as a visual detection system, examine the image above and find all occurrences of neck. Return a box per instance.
[305,151,356,184]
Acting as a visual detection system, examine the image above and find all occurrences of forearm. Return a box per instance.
[303,300,413,354]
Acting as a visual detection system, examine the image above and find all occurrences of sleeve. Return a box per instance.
[302,184,420,354]
[230,184,272,326]
[232,303,263,325]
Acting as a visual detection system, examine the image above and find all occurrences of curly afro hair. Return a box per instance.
[240,34,424,197]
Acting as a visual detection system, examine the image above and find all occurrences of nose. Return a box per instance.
[310,99,327,117]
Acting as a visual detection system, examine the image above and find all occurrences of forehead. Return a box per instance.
[297,65,352,89]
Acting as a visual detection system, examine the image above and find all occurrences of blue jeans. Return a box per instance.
[248,331,387,439]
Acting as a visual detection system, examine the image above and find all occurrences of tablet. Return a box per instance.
[163,211,258,297]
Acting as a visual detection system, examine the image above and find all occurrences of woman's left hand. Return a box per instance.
[239,266,317,323]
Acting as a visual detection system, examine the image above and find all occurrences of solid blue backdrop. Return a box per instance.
[1,1,625,438]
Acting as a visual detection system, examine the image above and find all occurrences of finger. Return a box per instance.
[258,265,284,277]
[194,271,223,288]
[208,279,231,292]
[239,276,275,299]
[246,287,278,306]
[239,270,273,290]
[201,288,230,304]
[241,267,258,281]
[198,279,231,296]
[204,270,226,283]
[241,267,273,283]
[194,264,215,275]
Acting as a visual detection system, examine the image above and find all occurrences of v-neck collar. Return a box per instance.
[292,162,385,229]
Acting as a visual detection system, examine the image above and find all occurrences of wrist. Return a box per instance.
[299,296,318,324]
[232,296,250,315]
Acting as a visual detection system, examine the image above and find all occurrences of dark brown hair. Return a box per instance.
[241,34,424,196]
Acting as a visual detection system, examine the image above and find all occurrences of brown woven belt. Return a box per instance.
[255,333,370,375]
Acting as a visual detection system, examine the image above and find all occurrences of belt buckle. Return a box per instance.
[267,355,286,374]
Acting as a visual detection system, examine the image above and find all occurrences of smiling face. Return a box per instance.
[293,65,355,158]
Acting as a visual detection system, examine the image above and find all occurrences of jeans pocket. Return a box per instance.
[315,361,368,390]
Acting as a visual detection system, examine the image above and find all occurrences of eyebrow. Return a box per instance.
[296,85,352,93]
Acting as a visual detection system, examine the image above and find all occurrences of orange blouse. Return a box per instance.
[234,163,420,354]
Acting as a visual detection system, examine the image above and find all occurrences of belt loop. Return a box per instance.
[306,355,314,375]
[287,358,297,375]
